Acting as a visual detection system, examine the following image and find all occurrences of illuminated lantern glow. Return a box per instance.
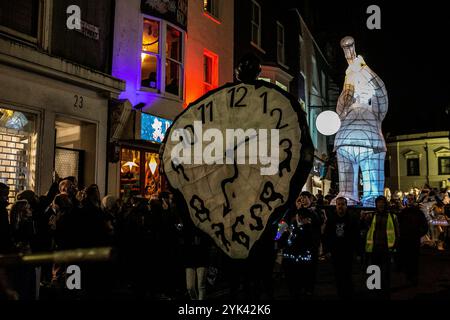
[316,110,341,136]
[332,36,388,207]
[123,161,139,172]
[149,156,158,175]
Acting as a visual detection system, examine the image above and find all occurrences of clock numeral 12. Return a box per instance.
[198,101,213,124]
[228,86,248,108]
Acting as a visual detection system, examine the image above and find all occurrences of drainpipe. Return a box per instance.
[424,142,430,186]
[396,141,400,191]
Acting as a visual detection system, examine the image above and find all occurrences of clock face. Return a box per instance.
[162,81,312,259]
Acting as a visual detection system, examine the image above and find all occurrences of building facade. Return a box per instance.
[233,0,337,195]
[110,0,233,199]
[385,131,450,192]
[0,0,124,201]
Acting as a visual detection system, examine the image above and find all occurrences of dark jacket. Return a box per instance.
[323,210,360,257]
[182,226,211,268]
[279,207,322,261]
[0,203,12,253]
[398,205,428,245]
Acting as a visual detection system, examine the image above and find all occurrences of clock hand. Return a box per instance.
[224,133,257,163]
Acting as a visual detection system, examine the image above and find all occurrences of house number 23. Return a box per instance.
[74,95,84,109]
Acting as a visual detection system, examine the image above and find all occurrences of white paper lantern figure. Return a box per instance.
[316,110,341,136]
[332,36,388,207]
[161,80,314,259]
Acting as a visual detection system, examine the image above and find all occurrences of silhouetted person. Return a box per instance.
[397,193,428,286]
[323,197,359,299]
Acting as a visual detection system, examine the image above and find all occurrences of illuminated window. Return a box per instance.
[141,18,160,89]
[407,158,420,176]
[438,157,450,175]
[120,148,141,200]
[144,152,160,197]
[141,18,184,98]
[203,50,218,94]
[0,107,37,203]
[120,147,163,200]
[277,22,285,65]
[251,0,261,47]
[204,0,219,19]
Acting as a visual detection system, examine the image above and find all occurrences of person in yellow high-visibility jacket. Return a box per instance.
[365,195,399,299]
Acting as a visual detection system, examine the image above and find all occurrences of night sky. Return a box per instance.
[299,0,450,136]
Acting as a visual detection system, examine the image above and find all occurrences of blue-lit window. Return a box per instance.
[141,113,172,143]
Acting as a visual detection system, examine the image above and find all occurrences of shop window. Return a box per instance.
[120,147,163,200]
[0,107,37,203]
[120,148,141,200]
[144,152,160,197]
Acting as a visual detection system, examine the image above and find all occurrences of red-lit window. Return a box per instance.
[204,0,219,19]
[203,50,218,94]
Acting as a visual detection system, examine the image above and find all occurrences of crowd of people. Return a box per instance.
[0,177,449,300]
[277,186,450,299]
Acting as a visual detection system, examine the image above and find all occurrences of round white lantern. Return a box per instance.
[315,110,341,136]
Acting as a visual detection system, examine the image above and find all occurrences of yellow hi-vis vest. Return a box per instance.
[366,213,396,253]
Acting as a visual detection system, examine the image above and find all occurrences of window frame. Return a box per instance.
[406,158,420,176]
[203,49,219,94]
[250,0,261,48]
[204,0,220,20]
[438,156,450,175]
[141,16,162,92]
[0,0,45,45]
[276,21,285,65]
[140,15,185,100]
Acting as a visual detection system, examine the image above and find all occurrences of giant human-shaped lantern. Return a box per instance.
[161,54,314,259]
[332,36,388,207]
